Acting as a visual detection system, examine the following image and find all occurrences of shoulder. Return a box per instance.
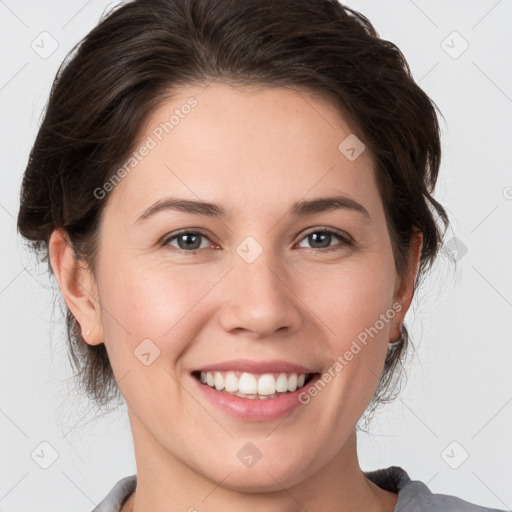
[90,475,137,512]
[364,466,507,512]
[91,468,508,512]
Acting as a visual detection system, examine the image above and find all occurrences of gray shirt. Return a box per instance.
[91,465,507,511]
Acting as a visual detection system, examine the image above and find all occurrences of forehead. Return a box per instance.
[103,81,380,220]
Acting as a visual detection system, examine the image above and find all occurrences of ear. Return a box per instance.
[48,229,104,346]
[391,229,423,340]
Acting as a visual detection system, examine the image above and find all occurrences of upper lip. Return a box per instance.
[193,359,318,375]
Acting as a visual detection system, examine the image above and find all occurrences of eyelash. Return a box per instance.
[161,227,353,254]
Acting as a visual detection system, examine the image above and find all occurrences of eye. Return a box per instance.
[296,228,352,252]
[162,230,215,252]
[161,227,352,254]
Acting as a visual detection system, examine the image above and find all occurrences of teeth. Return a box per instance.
[214,371,225,391]
[287,373,298,392]
[239,372,258,394]
[225,372,238,392]
[257,374,276,395]
[198,371,310,397]
[276,373,289,392]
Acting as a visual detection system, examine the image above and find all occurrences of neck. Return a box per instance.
[122,412,397,512]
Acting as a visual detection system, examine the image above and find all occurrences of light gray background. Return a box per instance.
[1,1,511,510]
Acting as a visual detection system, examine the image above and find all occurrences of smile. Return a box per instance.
[191,369,322,422]
[192,370,315,399]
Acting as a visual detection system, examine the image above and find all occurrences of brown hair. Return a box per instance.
[17,0,449,420]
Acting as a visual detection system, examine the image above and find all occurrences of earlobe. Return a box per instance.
[392,230,424,335]
[48,229,104,346]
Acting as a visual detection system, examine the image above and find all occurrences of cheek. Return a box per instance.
[300,255,396,344]
[303,255,396,398]
[94,261,212,409]
[96,259,217,360]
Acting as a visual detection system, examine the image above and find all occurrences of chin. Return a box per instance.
[202,457,310,493]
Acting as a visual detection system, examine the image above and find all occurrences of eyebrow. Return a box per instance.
[135,194,371,223]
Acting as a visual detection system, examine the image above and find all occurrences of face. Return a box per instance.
[57,81,420,493]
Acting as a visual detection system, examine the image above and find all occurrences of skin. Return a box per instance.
[49,81,423,512]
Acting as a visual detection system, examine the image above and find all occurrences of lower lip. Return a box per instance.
[192,373,321,422]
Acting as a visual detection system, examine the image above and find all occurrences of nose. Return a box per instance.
[218,248,303,339]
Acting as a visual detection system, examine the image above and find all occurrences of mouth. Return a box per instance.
[189,359,323,421]
[191,370,319,400]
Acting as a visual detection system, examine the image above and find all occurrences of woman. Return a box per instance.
[16,0,507,511]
